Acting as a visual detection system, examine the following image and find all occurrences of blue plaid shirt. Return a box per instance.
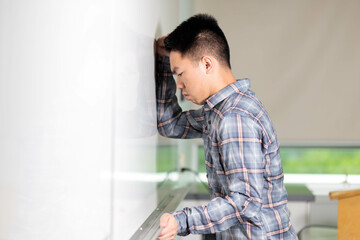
[156,56,297,240]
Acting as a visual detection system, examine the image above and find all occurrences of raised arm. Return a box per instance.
[155,37,204,139]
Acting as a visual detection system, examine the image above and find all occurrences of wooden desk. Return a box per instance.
[329,188,360,239]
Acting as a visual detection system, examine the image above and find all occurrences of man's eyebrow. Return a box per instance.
[171,67,179,74]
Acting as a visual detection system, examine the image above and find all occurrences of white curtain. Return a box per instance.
[193,0,360,143]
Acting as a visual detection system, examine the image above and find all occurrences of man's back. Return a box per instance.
[201,79,295,239]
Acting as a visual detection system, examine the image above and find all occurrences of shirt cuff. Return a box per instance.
[171,210,190,236]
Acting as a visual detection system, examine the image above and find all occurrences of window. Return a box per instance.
[156,145,178,172]
[197,146,360,174]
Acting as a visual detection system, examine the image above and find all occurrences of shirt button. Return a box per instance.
[208,120,211,124]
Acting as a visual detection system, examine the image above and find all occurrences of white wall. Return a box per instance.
[0,0,179,239]
[112,1,179,239]
[192,0,360,143]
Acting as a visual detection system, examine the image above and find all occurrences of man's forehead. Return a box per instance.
[171,66,179,74]
[169,51,182,73]
[170,51,192,73]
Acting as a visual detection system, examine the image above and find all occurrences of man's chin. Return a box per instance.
[191,99,203,105]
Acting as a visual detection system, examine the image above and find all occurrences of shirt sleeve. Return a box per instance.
[156,55,204,139]
[172,113,266,236]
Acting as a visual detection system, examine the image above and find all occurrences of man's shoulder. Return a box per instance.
[221,88,266,120]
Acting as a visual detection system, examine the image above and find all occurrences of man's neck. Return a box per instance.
[209,69,237,96]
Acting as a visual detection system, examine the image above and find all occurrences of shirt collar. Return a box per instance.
[204,78,250,110]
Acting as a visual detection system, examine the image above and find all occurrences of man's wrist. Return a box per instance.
[171,210,190,236]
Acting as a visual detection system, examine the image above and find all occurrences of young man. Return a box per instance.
[156,14,297,240]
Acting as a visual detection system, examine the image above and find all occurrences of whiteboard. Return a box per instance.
[0,0,180,239]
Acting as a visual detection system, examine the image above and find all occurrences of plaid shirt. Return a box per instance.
[156,56,297,240]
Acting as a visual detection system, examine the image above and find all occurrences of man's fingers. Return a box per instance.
[157,232,176,240]
[158,229,176,240]
[156,34,170,56]
[158,226,172,240]
[157,213,177,240]
[157,38,165,47]
[156,34,168,47]
[159,213,169,228]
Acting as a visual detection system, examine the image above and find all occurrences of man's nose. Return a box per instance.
[176,78,184,89]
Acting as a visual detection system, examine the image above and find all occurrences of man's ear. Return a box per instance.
[200,56,214,74]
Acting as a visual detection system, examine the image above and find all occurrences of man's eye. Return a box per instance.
[178,72,183,77]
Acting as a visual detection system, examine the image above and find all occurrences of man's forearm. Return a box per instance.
[155,55,203,139]
[156,55,182,137]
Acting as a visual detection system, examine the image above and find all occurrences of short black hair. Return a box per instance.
[164,14,231,69]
